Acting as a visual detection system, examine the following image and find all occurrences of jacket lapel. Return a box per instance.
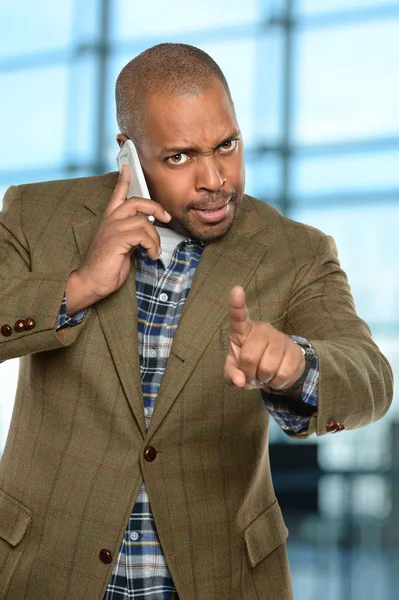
[72,174,146,437]
[146,198,269,440]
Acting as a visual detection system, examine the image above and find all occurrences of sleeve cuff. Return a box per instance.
[57,292,87,330]
[261,335,319,433]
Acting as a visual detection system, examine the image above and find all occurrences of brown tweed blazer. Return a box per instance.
[0,173,393,599]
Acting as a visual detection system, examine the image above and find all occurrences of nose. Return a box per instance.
[195,155,226,192]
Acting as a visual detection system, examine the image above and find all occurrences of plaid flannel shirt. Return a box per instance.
[58,240,318,599]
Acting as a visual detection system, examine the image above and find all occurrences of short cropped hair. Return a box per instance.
[115,43,232,145]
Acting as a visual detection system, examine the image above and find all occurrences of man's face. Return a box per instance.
[130,79,245,243]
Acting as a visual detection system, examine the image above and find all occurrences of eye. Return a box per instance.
[167,153,189,165]
[219,139,238,153]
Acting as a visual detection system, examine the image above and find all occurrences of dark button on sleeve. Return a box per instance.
[14,320,25,333]
[24,317,36,331]
[143,446,157,462]
[99,548,113,564]
[1,324,12,337]
[326,420,345,434]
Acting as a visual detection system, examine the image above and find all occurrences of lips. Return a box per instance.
[192,199,231,224]
[193,198,230,212]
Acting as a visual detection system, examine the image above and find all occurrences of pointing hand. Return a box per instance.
[223,286,305,391]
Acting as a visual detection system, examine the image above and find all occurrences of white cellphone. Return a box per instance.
[116,140,154,221]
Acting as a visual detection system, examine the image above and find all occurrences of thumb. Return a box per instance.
[228,285,252,344]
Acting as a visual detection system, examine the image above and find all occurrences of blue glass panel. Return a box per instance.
[292,19,399,143]
[290,202,399,327]
[198,38,258,145]
[0,65,69,171]
[290,150,399,198]
[0,359,19,455]
[111,0,260,40]
[0,1,74,57]
[296,0,399,15]
[245,153,282,200]
[252,32,284,144]
[64,57,98,165]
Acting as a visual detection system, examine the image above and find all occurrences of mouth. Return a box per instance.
[191,198,233,224]
[194,198,231,212]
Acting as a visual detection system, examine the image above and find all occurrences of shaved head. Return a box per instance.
[115,43,233,147]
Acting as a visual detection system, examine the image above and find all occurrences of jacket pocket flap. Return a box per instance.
[0,490,31,547]
[244,501,288,567]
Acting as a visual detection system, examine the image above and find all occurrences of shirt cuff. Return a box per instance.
[261,335,319,433]
[57,292,87,330]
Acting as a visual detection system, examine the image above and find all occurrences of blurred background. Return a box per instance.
[0,1,398,598]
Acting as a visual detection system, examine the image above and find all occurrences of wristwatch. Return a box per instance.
[262,337,315,395]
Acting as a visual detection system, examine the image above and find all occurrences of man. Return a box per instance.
[0,43,393,599]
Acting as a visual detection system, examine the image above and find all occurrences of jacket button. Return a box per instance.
[99,548,113,564]
[143,446,157,462]
[1,324,12,337]
[14,320,25,333]
[326,420,345,433]
[24,317,36,330]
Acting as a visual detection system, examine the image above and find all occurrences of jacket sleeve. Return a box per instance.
[0,185,87,362]
[282,232,393,438]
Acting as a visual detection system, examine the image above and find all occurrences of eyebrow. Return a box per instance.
[159,129,241,158]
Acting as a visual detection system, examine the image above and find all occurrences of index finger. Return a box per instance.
[105,165,131,216]
[118,197,172,223]
[228,285,251,337]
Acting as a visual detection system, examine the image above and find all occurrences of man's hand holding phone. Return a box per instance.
[65,165,171,316]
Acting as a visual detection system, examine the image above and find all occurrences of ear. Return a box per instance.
[116,133,128,148]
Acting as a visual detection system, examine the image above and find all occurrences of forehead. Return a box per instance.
[142,80,238,149]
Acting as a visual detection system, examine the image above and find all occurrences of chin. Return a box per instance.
[199,221,235,243]
[170,197,242,243]
[181,218,235,244]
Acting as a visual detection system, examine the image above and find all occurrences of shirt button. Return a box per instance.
[159,292,168,302]
[149,348,157,358]
[129,531,140,541]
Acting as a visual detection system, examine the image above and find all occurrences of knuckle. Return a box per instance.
[132,215,150,230]
[277,366,292,383]
[239,350,257,367]
[257,367,273,382]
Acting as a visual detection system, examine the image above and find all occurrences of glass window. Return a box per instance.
[0,65,69,170]
[290,150,399,198]
[296,0,399,16]
[64,57,98,165]
[377,335,399,420]
[71,0,102,45]
[252,32,284,145]
[110,0,260,40]
[319,474,390,518]
[290,202,399,327]
[0,1,74,57]
[318,416,393,471]
[198,38,258,145]
[0,359,19,455]
[245,152,283,201]
[292,18,399,143]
